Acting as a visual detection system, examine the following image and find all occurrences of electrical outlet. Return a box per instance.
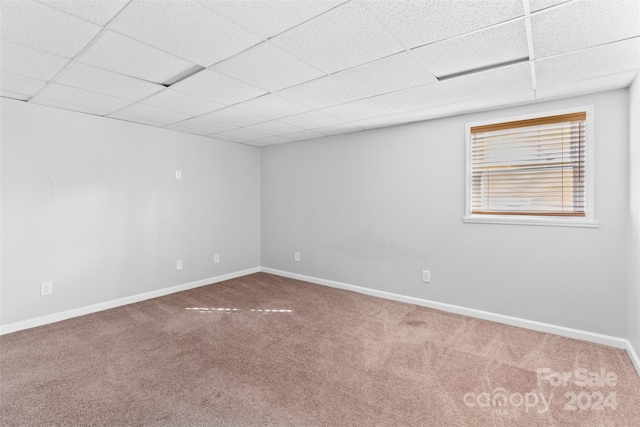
[214,254,220,264]
[41,281,53,296]
[176,260,183,271]
[294,252,300,262]
[422,270,431,283]
[175,170,182,180]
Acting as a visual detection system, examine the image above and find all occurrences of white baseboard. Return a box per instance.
[0,267,260,336]
[261,267,640,378]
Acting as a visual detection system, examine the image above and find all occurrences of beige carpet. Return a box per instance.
[1,272,639,426]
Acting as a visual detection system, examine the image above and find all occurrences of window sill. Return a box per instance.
[462,215,599,228]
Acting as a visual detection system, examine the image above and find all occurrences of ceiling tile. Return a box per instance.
[202,107,270,127]
[399,103,464,123]
[108,113,168,128]
[32,98,113,116]
[165,117,236,136]
[351,114,409,130]
[41,0,128,26]
[79,31,196,84]
[171,69,266,106]
[1,71,46,97]
[215,127,271,142]
[280,110,343,129]
[282,129,325,141]
[246,120,304,135]
[365,0,523,48]
[440,62,532,102]
[535,38,640,87]
[314,123,363,135]
[321,99,393,122]
[1,91,30,101]
[277,76,364,109]
[169,117,236,134]
[1,1,101,57]
[142,89,224,116]
[458,90,535,113]
[254,135,294,145]
[412,19,528,78]
[271,2,403,73]
[0,41,69,81]
[233,93,311,119]
[213,42,324,92]
[201,1,345,39]
[372,83,454,113]
[332,52,436,97]
[529,0,571,12]
[110,103,191,126]
[56,62,164,101]
[536,70,639,101]
[531,0,640,59]
[32,83,131,115]
[109,1,261,67]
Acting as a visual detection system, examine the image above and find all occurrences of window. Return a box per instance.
[464,107,597,227]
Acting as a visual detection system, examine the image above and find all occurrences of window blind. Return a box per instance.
[470,112,586,217]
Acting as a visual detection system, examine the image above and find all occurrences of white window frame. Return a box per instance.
[463,106,598,228]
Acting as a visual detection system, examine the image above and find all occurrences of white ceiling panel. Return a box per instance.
[1,91,30,101]
[1,1,101,57]
[333,52,436,97]
[351,114,408,130]
[215,127,271,142]
[246,120,304,135]
[142,89,224,116]
[440,62,532,103]
[41,0,129,25]
[529,0,571,12]
[213,42,324,92]
[254,135,294,145]
[109,1,261,67]
[321,99,392,122]
[108,113,168,128]
[32,97,113,116]
[33,83,131,115]
[202,107,270,127]
[56,62,164,101]
[234,94,310,119]
[458,90,535,113]
[110,103,192,126]
[164,117,236,135]
[79,31,196,84]
[171,69,266,106]
[372,83,454,113]
[0,41,69,81]
[399,103,464,122]
[535,38,640,87]
[536,70,639,101]
[531,0,640,59]
[272,1,403,73]
[412,19,528,78]
[201,1,345,39]
[277,76,364,109]
[1,71,46,97]
[364,0,523,48]
[282,129,325,141]
[280,110,344,129]
[314,123,363,135]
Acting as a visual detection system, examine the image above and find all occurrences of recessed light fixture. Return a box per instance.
[162,64,206,87]
[436,56,530,81]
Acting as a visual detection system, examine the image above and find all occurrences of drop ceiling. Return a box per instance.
[1,0,638,146]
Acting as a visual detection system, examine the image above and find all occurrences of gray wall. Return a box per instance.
[629,77,640,355]
[261,90,630,338]
[1,99,261,326]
